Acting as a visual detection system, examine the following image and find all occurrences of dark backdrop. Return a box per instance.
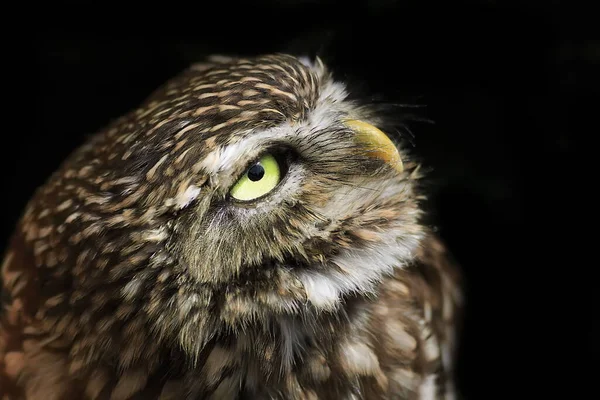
[2,1,594,398]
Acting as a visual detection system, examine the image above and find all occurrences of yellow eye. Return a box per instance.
[230,154,282,201]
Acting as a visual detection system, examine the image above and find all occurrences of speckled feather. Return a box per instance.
[1,54,463,399]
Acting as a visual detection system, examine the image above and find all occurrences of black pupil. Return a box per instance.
[247,163,265,181]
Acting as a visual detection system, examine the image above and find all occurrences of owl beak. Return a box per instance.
[344,120,404,173]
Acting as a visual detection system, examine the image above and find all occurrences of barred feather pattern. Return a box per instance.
[1,54,462,399]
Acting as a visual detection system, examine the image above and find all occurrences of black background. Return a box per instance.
[2,1,594,398]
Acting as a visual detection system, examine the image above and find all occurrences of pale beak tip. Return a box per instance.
[345,119,404,174]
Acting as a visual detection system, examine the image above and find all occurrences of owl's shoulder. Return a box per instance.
[1,230,78,398]
[365,231,464,398]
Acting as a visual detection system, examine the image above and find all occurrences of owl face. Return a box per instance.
[157,56,424,336]
[21,54,425,362]
[173,89,420,295]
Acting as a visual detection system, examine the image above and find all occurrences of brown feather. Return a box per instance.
[1,54,463,399]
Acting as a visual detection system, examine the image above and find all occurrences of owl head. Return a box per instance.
[21,54,426,365]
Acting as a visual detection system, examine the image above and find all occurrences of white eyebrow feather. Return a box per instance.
[200,129,284,176]
[199,77,349,178]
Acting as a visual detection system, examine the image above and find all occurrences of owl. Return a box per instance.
[0,54,463,399]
